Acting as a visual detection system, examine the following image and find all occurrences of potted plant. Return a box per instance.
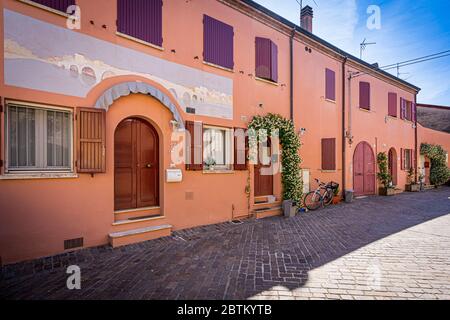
[377,152,395,196]
[204,157,216,171]
[405,167,420,192]
[418,169,425,191]
[332,186,342,204]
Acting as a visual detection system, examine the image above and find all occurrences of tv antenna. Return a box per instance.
[360,38,376,60]
[295,0,318,11]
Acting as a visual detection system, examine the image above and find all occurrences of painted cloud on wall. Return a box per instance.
[4,9,233,120]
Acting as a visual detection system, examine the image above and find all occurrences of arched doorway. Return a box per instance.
[388,148,398,186]
[353,141,376,196]
[114,118,159,211]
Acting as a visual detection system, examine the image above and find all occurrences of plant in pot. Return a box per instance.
[332,186,342,204]
[377,152,395,196]
[418,169,425,192]
[204,157,216,171]
[405,167,420,192]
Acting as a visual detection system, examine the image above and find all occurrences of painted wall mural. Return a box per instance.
[4,9,233,120]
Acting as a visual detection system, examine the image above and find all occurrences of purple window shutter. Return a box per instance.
[325,69,336,101]
[255,37,271,79]
[117,0,163,47]
[32,0,75,12]
[388,92,397,117]
[359,82,370,110]
[400,98,405,119]
[321,138,336,170]
[203,15,234,69]
[412,102,417,123]
[270,41,278,83]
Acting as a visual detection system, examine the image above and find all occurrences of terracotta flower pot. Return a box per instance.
[332,196,341,204]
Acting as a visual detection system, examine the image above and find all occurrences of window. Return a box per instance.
[402,149,413,171]
[321,138,336,170]
[400,98,416,122]
[325,69,336,101]
[6,103,73,172]
[388,92,397,117]
[117,0,163,47]
[255,37,278,82]
[359,82,371,110]
[203,15,234,70]
[25,0,75,13]
[203,126,233,170]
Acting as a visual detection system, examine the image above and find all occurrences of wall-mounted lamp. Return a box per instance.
[299,128,307,136]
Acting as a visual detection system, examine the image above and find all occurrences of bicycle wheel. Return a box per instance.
[322,188,333,206]
[303,191,323,211]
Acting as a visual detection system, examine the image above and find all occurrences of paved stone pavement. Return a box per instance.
[1,187,450,300]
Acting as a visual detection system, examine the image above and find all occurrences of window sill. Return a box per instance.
[321,170,337,173]
[203,169,235,174]
[359,107,372,113]
[203,61,234,73]
[387,115,398,120]
[19,0,70,17]
[255,77,279,86]
[116,32,164,51]
[0,172,78,180]
[325,98,336,104]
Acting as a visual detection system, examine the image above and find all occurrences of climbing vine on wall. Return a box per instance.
[248,113,303,203]
[421,143,450,186]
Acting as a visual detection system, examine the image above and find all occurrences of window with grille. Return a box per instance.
[6,103,73,172]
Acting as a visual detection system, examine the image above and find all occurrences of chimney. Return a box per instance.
[301,5,313,33]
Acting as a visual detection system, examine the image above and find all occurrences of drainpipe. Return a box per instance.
[290,29,295,121]
[341,56,348,194]
[414,94,418,183]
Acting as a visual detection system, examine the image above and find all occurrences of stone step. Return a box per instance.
[253,200,282,211]
[109,224,172,248]
[252,206,283,219]
[114,206,161,221]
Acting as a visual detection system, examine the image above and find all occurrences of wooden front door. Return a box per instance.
[388,148,398,186]
[114,118,159,211]
[353,141,375,196]
[254,140,274,197]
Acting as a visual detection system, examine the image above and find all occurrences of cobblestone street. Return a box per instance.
[1,188,450,300]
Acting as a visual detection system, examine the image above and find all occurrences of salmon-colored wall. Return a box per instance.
[0,0,419,264]
[418,124,450,169]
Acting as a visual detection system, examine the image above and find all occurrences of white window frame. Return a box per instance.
[4,100,74,174]
[202,125,234,171]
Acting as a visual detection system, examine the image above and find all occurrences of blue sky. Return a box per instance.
[254,0,450,105]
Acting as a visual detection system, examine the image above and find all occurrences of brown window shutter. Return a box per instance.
[388,92,397,117]
[0,97,3,169]
[359,82,370,110]
[185,121,203,171]
[400,148,404,170]
[321,138,336,170]
[76,108,106,174]
[233,128,248,171]
[325,69,336,101]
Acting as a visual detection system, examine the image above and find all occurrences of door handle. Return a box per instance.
[146,163,153,168]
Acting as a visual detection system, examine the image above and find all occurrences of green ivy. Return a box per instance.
[377,152,392,188]
[421,143,450,186]
[248,113,303,203]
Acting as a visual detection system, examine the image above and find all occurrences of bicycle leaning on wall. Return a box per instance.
[303,178,340,211]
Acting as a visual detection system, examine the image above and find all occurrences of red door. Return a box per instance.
[114,118,159,211]
[353,141,375,196]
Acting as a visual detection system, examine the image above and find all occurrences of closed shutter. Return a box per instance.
[31,0,75,12]
[76,108,106,174]
[185,121,203,171]
[388,92,397,117]
[233,128,248,171]
[203,15,234,69]
[400,98,406,119]
[321,138,336,170]
[270,41,278,83]
[400,148,404,170]
[117,0,163,47]
[359,82,370,110]
[325,69,336,101]
[0,97,3,168]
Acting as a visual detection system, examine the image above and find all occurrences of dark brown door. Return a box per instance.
[254,140,274,197]
[388,148,398,186]
[114,118,159,211]
[353,141,375,196]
